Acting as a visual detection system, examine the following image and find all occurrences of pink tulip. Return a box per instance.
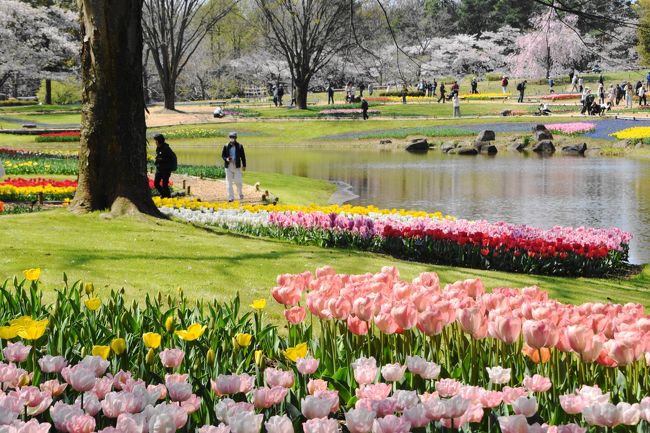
[406,356,440,380]
[50,401,84,432]
[371,415,411,433]
[79,355,110,377]
[8,419,51,433]
[3,342,31,363]
[40,379,67,397]
[297,357,320,375]
[435,378,461,397]
[355,383,392,400]
[212,374,242,396]
[65,414,96,433]
[559,394,585,414]
[301,394,337,419]
[391,302,418,330]
[523,320,559,349]
[380,363,406,382]
[346,407,376,433]
[148,413,178,433]
[159,348,185,369]
[443,395,470,419]
[494,316,522,344]
[606,340,637,366]
[182,394,203,414]
[198,425,231,433]
[511,395,537,417]
[403,404,430,428]
[555,424,587,433]
[374,312,398,334]
[38,355,67,373]
[393,390,419,411]
[61,366,97,393]
[497,415,529,433]
[252,386,288,409]
[580,335,605,363]
[567,325,594,354]
[486,366,511,384]
[165,375,192,402]
[583,403,621,427]
[458,307,488,339]
[356,398,398,417]
[264,368,294,388]
[501,387,528,404]
[423,397,447,420]
[353,297,375,322]
[285,307,306,325]
[352,357,377,385]
[617,402,641,425]
[265,415,294,433]
[347,316,369,336]
[307,379,328,395]
[328,296,352,320]
[417,309,445,336]
[523,374,551,393]
[479,390,503,408]
[271,284,302,306]
[303,417,339,433]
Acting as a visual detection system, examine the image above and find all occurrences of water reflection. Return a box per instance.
[176,147,650,264]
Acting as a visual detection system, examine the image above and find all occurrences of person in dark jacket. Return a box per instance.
[361,98,369,120]
[437,82,446,103]
[221,131,247,202]
[517,80,527,103]
[154,133,175,198]
[327,83,335,105]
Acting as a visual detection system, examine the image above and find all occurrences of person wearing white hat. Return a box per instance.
[221,131,246,202]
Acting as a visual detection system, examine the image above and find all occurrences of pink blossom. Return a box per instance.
[307,379,328,395]
[352,357,377,385]
[303,417,339,433]
[523,374,552,393]
[265,415,294,433]
[61,366,96,393]
[296,357,319,375]
[371,415,411,433]
[159,348,185,369]
[38,355,67,373]
[285,307,306,324]
[511,395,538,417]
[252,386,288,409]
[264,368,294,388]
[3,342,31,363]
[40,379,67,397]
[301,394,337,419]
[498,415,529,433]
[355,383,392,400]
[65,414,96,433]
[346,407,376,433]
[198,425,231,433]
[486,366,511,384]
[78,356,110,377]
[380,363,406,382]
[435,378,461,397]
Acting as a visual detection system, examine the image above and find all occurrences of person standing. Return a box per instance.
[501,76,509,94]
[221,132,247,202]
[153,133,176,199]
[639,85,647,106]
[580,89,593,114]
[452,93,461,117]
[646,71,650,90]
[570,74,578,92]
[438,82,446,103]
[272,85,278,107]
[578,77,584,93]
[597,82,605,105]
[625,82,634,108]
[359,83,365,97]
[368,83,374,96]
[516,80,527,103]
[277,85,285,106]
[327,83,335,105]
[548,78,555,94]
[432,78,438,96]
[608,84,616,106]
[470,77,478,94]
[361,97,369,120]
[401,85,408,104]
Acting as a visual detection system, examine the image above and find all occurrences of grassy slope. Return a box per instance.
[244,171,336,206]
[1,211,648,324]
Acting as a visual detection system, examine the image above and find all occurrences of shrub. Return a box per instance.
[36,79,81,105]
[0,100,37,107]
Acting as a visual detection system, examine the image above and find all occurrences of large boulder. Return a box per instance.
[535,130,553,141]
[449,146,478,155]
[475,141,498,154]
[561,143,587,156]
[406,138,429,153]
[510,141,528,151]
[532,124,548,132]
[532,140,555,153]
[441,142,457,153]
[476,130,496,142]
[379,139,392,144]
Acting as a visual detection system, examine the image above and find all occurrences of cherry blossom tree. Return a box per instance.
[509,10,592,79]
[0,1,77,100]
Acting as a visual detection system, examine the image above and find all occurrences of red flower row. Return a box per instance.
[0,178,78,188]
[38,131,80,138]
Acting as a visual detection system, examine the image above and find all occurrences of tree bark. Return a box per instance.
[71,0,160,217]
[295,79,309,110]
[162,80,176,110]
[45,79,52,105]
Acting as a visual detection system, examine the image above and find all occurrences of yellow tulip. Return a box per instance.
[85,298,102,311]
[250,299,266,310]
[284,342,308,362]
[175,323,206,341]
[143,332,162,349]
[13,317,48,340]
[234,333,252,347]
[165,316,174,332]
[111,338,127,355]
[83,282,95,295]
[0,326,18,340]
[207,348,215,364]
[92,345,111,360]
[254,350,264,366]
[22,268,41,281]
[145,348,155,365]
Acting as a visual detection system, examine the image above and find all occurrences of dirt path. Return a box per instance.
[170,173,267,203]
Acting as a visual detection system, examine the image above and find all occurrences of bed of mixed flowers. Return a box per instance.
[154,199,631,277]
[0,267,648,433]
[0,178,77,201]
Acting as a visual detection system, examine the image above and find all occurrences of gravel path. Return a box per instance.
[169,173,264,203]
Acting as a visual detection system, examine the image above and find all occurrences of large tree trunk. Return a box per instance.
[162,79,176,110]
[295,78,309,110]
[71,0,160,217]
[45,79,52,105]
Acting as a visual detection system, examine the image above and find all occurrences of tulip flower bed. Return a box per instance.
[610,126,650,141]
[459,93,511,100]
[35,131,81,143]
[319,109,381,117]
[539,94,581,101]
[2,158,79,176]
[0,267,648,433]
[544,123,596,135]
[0,148,78,159]
[0,178,77,201]
[156,199,631,277]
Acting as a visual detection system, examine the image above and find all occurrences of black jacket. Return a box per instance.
[155,142,175,173]
[222,141,246,169]
[361,100,369,110]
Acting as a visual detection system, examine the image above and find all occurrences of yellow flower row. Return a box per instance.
[0,185,76,194]
[3,161,52,169]
[459,93,511,100]
[154,197,451,220]
[610,126,650,140]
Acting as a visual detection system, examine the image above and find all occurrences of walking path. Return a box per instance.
[169,173,260,203]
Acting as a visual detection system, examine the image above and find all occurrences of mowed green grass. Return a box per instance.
[1,210,648,324]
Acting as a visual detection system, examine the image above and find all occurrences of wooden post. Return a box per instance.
[182,180,186,190]
[187,186,191,196]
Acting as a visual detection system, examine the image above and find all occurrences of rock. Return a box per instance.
[561,143,587,156]
[510,142,528,151]
[535,130,553,141]
[22,123,37,129]
[612,141,629,149]
[379,139,392,144]
[475,141,498,154]
[635,142,645,149]
[532,124,548,132]
[476,130,496,142]
[405,139,429,153]
[441,142,456,153]
[449,147,478,155]
[532,140,555,153]
[500,110,512,116]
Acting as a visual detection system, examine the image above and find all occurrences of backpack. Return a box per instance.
[516,83,523,91]
[170,149,178,172]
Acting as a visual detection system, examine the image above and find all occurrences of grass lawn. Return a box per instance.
[244,171,336,206]
[1,211,648,324]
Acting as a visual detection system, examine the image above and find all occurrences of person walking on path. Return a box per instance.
[361,97,369,120]
[570,74,578,92]
[625,82,634,108]
[272,85,279,107]
[578,77,584,93]
[327,83,335,104]
[154,133,177,199]
[438,82,446,103]
[452,93,461,117]
[548,78,555,94]
[598,82,605,105]
[277,85,285,106]
[501,76,508,94]
[639,85,647,106]
[608,84,616,106]
[221,131,247,202]
[516,80,527,103]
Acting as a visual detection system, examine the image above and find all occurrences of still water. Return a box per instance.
[178,147,650,264]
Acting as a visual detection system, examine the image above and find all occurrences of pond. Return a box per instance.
[177,146,650,265]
